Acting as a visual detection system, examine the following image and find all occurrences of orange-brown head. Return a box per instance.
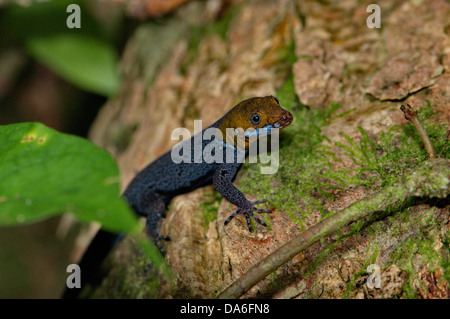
[217,96,293,149]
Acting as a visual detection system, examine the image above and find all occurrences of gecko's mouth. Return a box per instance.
[274,110,293,129]
[243,110,294,141]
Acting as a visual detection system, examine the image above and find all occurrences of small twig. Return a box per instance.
[400,104,437,159]
[217,158,450,299]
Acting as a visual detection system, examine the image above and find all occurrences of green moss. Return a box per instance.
[335,101,450,190]
[304,216,376,279]
[88,238,169,298]
[208,8,237,41]
[441,235,450,283]
[266,271,284,291]
[304,240,340,279]
[238,71,448,297]
[388,207,449,299]
[343,246,380,299]
[279,40,297,66]
[239,75,353,229]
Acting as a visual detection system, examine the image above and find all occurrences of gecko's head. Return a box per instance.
[218,96,293,149]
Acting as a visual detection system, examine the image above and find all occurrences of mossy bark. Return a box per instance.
[88,0,450,298]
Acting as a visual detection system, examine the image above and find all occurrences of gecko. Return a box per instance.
[63,96,293,298]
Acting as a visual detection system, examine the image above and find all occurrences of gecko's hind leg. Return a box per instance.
[142,192,170,253]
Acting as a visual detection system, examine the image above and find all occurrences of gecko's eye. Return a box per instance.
[250,113,261,125]
[274,97,280,105]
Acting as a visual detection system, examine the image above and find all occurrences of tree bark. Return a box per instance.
[88,0,450,298]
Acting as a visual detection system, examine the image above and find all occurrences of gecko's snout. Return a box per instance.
[278,110,293,128]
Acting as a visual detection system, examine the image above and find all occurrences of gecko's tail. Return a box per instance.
[62,229,122,299]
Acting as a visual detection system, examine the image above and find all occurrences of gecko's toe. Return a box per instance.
[251,213,267,226]
[250,199,267,205]
[152,235,170,255]
[224,209,240,225]
[244,213,252,231]
[251,199,272,214]
[244,212,266,231]
[255,208,272,213]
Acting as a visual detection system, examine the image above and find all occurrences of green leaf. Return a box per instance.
[26,34,120,96]
[0,122,139,234]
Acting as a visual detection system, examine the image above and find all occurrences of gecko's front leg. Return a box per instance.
[212,163,272,231]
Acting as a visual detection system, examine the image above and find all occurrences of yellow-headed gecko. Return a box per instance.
[63,96,293,298]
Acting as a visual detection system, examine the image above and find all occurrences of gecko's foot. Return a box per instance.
[224,199,273,231]
[146,216,170,254]
[153,235,170,255]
